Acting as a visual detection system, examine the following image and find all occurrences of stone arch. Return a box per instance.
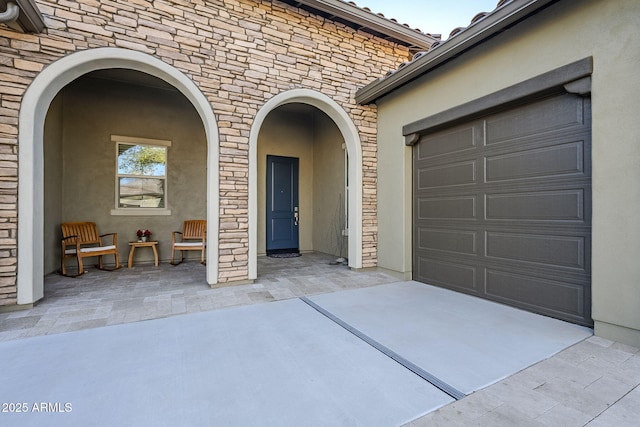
[18,47,220,304]
[248,89,363,279]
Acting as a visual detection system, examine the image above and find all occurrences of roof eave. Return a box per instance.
[355,0,559,105]
[0,0,46,33]
[291,0,436,49]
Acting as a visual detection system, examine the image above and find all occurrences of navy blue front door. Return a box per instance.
[266,155,299,254]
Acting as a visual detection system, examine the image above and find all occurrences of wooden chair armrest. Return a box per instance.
[60,235,84,252]
[61,235,78,252]
[61,236,75,253]
[172,231,182,244]
[99,232,117,246]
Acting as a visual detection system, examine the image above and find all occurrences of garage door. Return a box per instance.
[413,93,592,326]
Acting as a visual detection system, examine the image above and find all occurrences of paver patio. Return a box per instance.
[0,253,396,342]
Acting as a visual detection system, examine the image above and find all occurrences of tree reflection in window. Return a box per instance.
[117,143,167,208]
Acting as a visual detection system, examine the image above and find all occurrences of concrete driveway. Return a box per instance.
[0,254,638,426]
[1,280,592,426]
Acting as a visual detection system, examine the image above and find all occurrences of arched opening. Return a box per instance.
[248,89,363,279]
[18,48,220,305]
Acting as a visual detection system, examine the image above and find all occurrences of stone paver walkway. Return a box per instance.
[1,252,638,426]
[407,336,640,426]
[0,253,397,342]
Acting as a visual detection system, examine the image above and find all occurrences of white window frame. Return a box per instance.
[111,135,172,216]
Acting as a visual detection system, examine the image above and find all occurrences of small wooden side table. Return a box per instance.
[128,241,159,268]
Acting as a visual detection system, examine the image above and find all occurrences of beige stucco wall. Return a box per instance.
[375,0,640,345]
[256,106,345,257]
[313,111,347,258]
[43,94,64,274]
[46,75,207,271]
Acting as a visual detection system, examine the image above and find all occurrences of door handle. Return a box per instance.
[294,207,299,226]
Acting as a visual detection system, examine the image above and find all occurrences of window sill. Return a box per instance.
[111,208,172,216]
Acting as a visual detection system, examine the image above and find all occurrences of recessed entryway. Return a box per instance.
[253,95,356,275]
[248,89,365,280]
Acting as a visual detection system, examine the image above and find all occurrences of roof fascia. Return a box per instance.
[0,0,45,33]
[403,57,593,140]
[355,0,559,105]
[292,0,436,49]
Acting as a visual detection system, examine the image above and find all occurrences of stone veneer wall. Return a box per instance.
[0,0,412,303]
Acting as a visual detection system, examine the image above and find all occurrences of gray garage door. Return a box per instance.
[413,93,592,326]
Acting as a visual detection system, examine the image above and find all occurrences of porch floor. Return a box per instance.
[0,252,397,342]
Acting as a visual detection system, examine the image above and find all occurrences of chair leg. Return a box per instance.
[171,248,184,265]
[200,248,205,265]
[59,255,83,278]
[98,253,121,271]
[77,256,85,276]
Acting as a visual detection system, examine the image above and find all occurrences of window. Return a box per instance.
[111,135,171,216]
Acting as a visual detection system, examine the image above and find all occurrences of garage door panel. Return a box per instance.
[417,196,477,220]
[417,124,480,159]
[417,228,478,256]
[485,189,586,222]
[485,141,584,182]
[417,160,477,189]
[486,95,586,144]
[413,93,592,326]
[416,257,477,292]
[486,232,586,270]
[485,269,587,319]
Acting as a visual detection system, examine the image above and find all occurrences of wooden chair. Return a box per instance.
[171,220,207,265]
[60,222,121,277]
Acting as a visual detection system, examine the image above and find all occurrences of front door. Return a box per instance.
[266,155,299,254]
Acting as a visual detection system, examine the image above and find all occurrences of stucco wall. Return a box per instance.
[0,0,416,304]
[43,94,64,274]
[375,0,640,345]
[312,111,347,258]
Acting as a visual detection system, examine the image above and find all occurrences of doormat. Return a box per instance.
[268,253,302,258]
